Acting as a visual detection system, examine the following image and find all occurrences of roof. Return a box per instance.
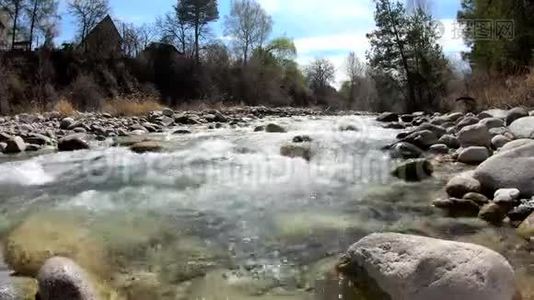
[83,15,122,44]
[144,42,183,55]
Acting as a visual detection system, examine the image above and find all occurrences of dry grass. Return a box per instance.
[53,98,78,116]
[174,99,243,112]
[103,97,163,116]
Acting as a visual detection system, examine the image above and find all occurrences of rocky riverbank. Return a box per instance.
[379,108,534,241]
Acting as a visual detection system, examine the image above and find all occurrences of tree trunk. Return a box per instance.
[11,2,20,50]
[29,1,38,50]
[194,18,200,64]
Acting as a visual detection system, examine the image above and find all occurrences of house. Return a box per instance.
[80,15,122,57]
[0,9,10,50]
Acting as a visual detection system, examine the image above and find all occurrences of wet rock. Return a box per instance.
[474,139,534,197]
[24,133,51,146]
[162,108,174,117]
[400,114,415,123]
[265,123,286,133]
[0,132,12,142]
[429,144,448,154]
[60,117,75,130]
[433,198,481,217]
[505,107,528,125]
[494,188,520,207]
[173,129,192,135]
[417,123,446,138]
[4,136,26,153]
[253,125,264,132]
[391,158,433,181]
[337,233,516,300]
[479,203,507,225]
[508,116,534,139]
[174,113,201,125]
[438,134,460,149]
[463,192,490,206]
[58,134,90,152]
[292,135,313,143]
[517,212,534,240]
[403,130,438,149]
[458,146,490,165]
[26,144,41,152]
[479,117,505,129]
[37,257,97,300]
[446,172,481,198]
[390,142,424,159]
[458,124,491,148]
[508,200,534,223]
[492,135,511,149]
[383,122,405,129]
[0,142,6,152]
[376,112,398,122]
[0,276,38,300]
[130,141,162,154]
[280,143,312,161]
[456,116,480,130]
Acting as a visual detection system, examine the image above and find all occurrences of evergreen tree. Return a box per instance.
[177,0,218,64]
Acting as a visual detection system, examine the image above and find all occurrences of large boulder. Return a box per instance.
[403,130,438,149]
[3,136,26,153]
[337,233,517,300]
[479,117,505,129]
[446,172,481,198]
[37,257,97,300]
[376,112,398,123]
[458,124,491,148]
[457,146,490,165]
[474,139,534,197]
[58,134,90,152]
[438,134,460,149]
[508,116,534,139]
[505,107,528,126]
[390,142,424,159]
[517,212,534,240]
[280,143,312,161]
[391,159,433,182]
[265,123,286,133]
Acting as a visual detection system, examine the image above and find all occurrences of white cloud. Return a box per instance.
[257,0,374,19]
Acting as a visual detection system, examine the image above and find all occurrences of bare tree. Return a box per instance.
[0,0,26,50]
[25,0,59,49]
[156,10,192,55]
[224,0,272,64]
[137,23,156,50]
[305,58,336,91]
[67,0,109,43]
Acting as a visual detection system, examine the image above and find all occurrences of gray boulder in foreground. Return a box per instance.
[458,124,491,148]
[474,139,534,197]
[509,116,534,138]
[337,233,517,300]
[37,257,97,300]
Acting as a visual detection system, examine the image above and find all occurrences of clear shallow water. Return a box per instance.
[0,115,532,299]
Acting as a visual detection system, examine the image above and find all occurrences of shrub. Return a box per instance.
[69,74,104,111]
[54,98,77,116]
[103,97,163,116]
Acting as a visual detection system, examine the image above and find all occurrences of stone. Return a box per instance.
[463,192,490,206]
[376,112,398,122]
[390,142,424,159]
[456,116,480,130]
[479,117,505,129]
[429,144,449,154]
[58,135,90,152]
[446,172,481,198]
[433,198,481,217]
[479,203,507,224]
[292,135,313,143]
[474,139,534,197]
[162,108,174,117]
[130,141,162,154]
[0,132,12,142]
[417,123,446,138]
[458,146,490,165]
[403,130,438,149]
[391,159,433,182]
[280,143,312,161]
[0,142,6,152]
[4,136,26,153]
[480,109,508,120]
[517,212,534,240]
[37,257,97,300]
[337,233,516,300]
[494,188,520,206]
[505,107,528,125]
[492,135,511,149]
[458,124,491,148]
[508,116,534,138]
[24,133,51,146]
[60,117,75,130]
[265,123,286,133]
[508,199,534,223]
[173,129,192,135]
[26,144,41,152]
[0,276,38,300]
[438,134,460,149]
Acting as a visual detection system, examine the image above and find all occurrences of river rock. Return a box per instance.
[60,117,75,130]
[0,142,6,152]
[280,143,312,161]
[58,134,90,151]
[480,117,505,129]
[37,257,97,300]
[4,136,26,153]
[494,188,520,207]
[265,123,286,133]
[456,116,480,130]
[391,159,433,181]
[337,233,517,300]
[162,108,174,117]
[479,203,507,224]
[492,135,511,149]
[376,112,398,122]
[24,133,51,146]
[474,139,534,197]
[508,116,534,138]
[417,123,446,138]
[404,130,438,149]
[458,124,491,148]
[505,107,528,125]
[463,192,490,205]
[390,142,423,159]
[433,198,481,216]
[429,144,448,154]
[292,135,313,143]
[130,141,162,153]
[0,276,38,300]
[438,134,460,149]
[517,212,534,240]
[458,146,490,165]
[508,199,534,223]
[480,109,508,120]
[446,172,481,198]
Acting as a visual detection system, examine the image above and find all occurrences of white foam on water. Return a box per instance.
[0,160,54,186]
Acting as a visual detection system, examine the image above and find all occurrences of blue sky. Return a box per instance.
[57,0,466,85]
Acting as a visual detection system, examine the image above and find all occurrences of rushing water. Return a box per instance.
[0,115,532,299]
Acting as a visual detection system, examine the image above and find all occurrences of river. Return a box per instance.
[0,114,532,299]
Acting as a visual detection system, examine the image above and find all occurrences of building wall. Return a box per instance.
[82,16,122,57]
